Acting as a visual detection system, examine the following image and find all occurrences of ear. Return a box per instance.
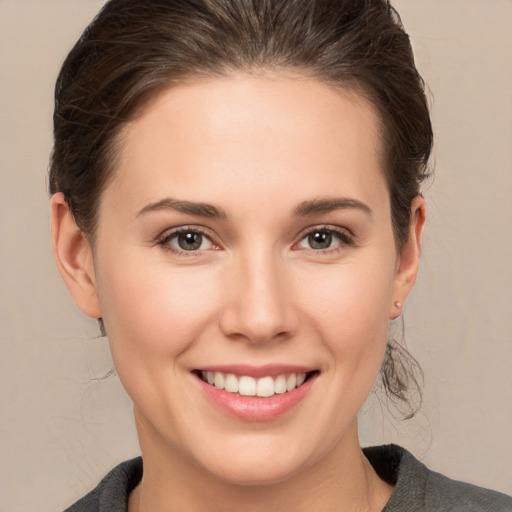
[390,196,426,319]
[51,192,102,319]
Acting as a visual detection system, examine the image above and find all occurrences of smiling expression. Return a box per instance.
[61,72,420,486]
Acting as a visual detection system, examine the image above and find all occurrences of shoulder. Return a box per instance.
[63,457,143,512]
[364,445,512,512]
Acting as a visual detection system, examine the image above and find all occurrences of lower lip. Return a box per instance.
[195,374,318,421]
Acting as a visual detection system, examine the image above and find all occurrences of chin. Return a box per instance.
[187,431,322,487]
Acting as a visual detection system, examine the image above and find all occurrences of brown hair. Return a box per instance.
[49,0,432,416]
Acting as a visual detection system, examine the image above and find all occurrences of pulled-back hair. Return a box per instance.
[49,0,432,416]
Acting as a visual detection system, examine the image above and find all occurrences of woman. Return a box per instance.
[49,0,511,510]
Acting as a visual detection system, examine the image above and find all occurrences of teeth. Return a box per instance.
[274,375,287,394]
[200,371,308,397]
[256,376,274,397]
[224,373,239,393]
[214,372,225,390]
[286,374,297,391]
[239,376,257,396]
[296,373,306,386]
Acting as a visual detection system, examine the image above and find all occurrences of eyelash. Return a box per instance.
[156,225,355,256]
[157,226,219,256]
[293,225,355,254]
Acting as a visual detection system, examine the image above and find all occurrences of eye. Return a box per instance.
[296,227,353,252]
[306,231,334,250]
[158,228,217,253]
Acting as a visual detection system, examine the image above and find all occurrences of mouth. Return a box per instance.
[194,370,319,398]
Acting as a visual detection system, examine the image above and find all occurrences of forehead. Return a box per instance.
[105,73,387,217]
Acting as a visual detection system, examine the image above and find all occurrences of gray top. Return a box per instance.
[63,444,512,511]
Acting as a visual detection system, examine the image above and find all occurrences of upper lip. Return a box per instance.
[193,364,317,378]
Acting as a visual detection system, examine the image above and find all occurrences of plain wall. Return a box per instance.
[1,1,511,510]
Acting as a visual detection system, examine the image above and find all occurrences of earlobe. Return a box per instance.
[51,193,102,319]
[390,196,426,319]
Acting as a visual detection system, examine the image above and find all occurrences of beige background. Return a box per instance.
[1,1,511,510]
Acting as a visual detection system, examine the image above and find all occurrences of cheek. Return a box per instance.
[94,249,221,359]
[295,258,395,359]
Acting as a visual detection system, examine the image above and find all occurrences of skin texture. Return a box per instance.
[52,73,425,511]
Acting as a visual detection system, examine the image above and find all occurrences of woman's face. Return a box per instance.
[65,73,422,484]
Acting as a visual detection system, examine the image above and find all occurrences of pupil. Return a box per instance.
[309,231,332,250]
[178,232,202,250]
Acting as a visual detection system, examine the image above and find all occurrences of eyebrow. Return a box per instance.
[135,198,228,220]
[293,197,373,217]
[135,196,372,221]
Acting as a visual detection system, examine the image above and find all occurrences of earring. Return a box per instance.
[394,301,402,309]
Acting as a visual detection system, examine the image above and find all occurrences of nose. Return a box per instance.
[218,250,298,344]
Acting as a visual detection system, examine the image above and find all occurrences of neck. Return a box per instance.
[129,420,392,512]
